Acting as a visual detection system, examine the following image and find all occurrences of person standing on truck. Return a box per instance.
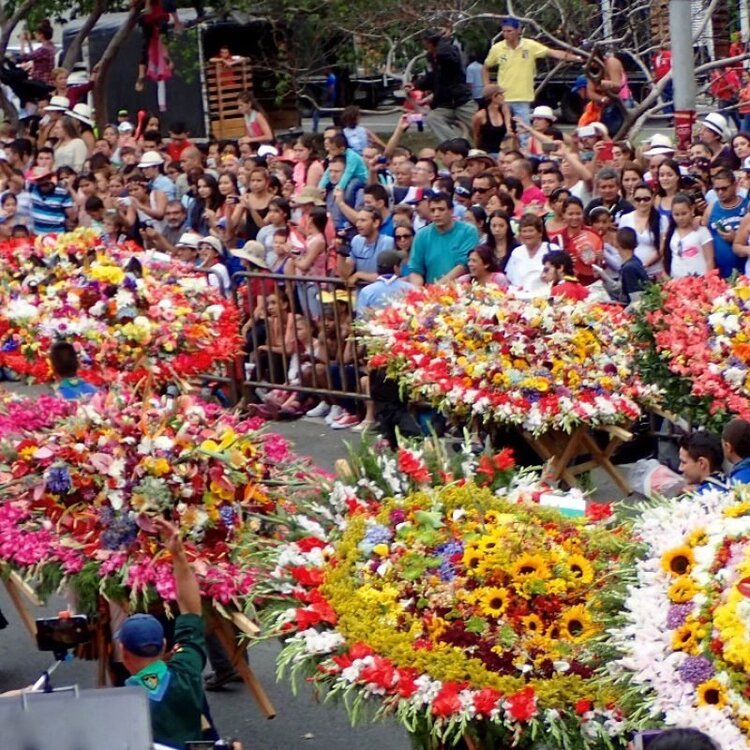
[482,17,581,146]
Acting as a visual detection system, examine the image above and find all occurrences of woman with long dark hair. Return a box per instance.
[655,158,683,219]
[662,192,714,277]
[292,134,325,194]
[189,174,224,236]
[618,182,666,277]
[487,210,517,270]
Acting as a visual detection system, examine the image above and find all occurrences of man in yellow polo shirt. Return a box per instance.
[483,18,581,146]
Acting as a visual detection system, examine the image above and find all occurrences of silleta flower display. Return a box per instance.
[634,273,750,430]
[609,489,750,748]
[247,439,636,749]
[0,389,313,610]
[359,285,653,435]
[0,230,240,384]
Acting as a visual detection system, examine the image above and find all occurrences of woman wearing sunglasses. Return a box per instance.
[618,183,667,278]
[392,223,415,276]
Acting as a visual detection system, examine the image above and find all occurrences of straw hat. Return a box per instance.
[531,105,556,122]
[44,95,70,112]
[292,186,325,207]
[68,102,93,127]
[231,240,269,269]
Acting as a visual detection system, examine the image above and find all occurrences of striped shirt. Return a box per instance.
[30,185,74,234]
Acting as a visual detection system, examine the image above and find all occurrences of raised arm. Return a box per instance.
[154,518,201,615]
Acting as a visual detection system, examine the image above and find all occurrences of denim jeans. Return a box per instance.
[508,102,531,148]
[425,100,478,142]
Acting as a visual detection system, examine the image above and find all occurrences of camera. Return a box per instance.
[335,229,351,257]
[36,614,92,654]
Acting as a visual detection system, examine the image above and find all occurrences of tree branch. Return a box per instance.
[62,0,107,71]
[0,0,38,57]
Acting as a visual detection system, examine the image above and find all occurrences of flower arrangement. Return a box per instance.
[608,488,750,748]
[0,388,314,612]
[0,231,240,385]
[248,438,635,749]
[359,284,653,435]
[632,273,750,430]
[0,388,75,436]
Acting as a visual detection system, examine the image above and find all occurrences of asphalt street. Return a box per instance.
[0,408,411,749]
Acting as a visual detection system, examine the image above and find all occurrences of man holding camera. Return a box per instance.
[336,207,395,287]
[117,519,210,749]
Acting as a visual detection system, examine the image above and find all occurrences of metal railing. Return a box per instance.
[233,271,367,401]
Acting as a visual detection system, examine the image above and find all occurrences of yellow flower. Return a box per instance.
[564,554,594,585]
[521,614,544,634]
[372,543,390,557]
[686,528,708,547]
[672,621,701,653]
[89,263,125,285]
[559,605,596,643]
[695,678,728,709]
[144,457,170,477]
[661,546,695,577]
[667,576,698,604]
[478,587,508,617]
[512,554,551,581]
[200,429,238,453]
[724,500,750,518]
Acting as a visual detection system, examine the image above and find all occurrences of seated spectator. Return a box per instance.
[723,418,750,485]
[356,250,414,315]
[554,197,603,284]
[678,432,728,494]
[459,244,508,288]
[338,207,394,287]
[50,341,97,401]
[197,236,231,296]
[542,250,589,300]
[504,213,560,295]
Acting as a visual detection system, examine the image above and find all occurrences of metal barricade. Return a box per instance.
[233,271,367,401]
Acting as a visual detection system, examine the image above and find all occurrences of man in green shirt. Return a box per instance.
[117,519,210,749]
[408,192,479,285]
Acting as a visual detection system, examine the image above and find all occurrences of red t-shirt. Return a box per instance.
[165,139,192,163]
[552,278,590,301]
[556,227,603,284]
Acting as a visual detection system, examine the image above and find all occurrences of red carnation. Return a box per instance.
[575,698,593,715]
[431,683,463,717]
[473,688,502,716]
[506,686,537,722]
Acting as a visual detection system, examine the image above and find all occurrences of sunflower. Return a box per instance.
[724,500,750,518]
[521,614,544,634]
[478,587,509,617]
[660,546,695,577]
[696,678,728,709]
[667,576,698,604]
[559,604,596,643]
[564,554,594,585]
[512,554,551,581]
[671,621,701,653]
[462,546,483,575]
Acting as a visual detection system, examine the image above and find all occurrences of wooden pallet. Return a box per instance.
[206,57,252,140]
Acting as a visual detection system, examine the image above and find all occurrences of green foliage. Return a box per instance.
[165,27,200,85]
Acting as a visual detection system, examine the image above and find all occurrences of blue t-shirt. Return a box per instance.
[410,221,479,283]
[350,233,394,275]
[729,457,750,485]
[30,185,74,235]
[355,275,413,315]
[708,196,749,278]
[56,377,98,401]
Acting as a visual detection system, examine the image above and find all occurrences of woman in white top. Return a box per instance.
[617,183,668,277]
[52,116,88,172]
[505,214,560,295]
[663,193,714,278]
[198,236,232,296]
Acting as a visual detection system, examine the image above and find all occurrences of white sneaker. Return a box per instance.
[305,401,331,418]
[331,412,361,430]
[325,405,345,425]
[351,419,375,433]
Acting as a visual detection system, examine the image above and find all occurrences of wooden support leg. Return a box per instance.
[2,574,37,640]
[579,430,632,495]
[521,431,579,488]
[206,608,276,719]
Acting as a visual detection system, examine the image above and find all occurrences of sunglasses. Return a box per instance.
[714,184,732,192]
[633,195,652,202]
[472,186,491,194]
[395,233,412,240]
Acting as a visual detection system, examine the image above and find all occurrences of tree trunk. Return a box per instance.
[92,0,145,129]
[62,0,108,71]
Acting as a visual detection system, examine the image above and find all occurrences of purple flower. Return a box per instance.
[46,465,72,494]
[389,509,406,525]
[678,655,714,686]
[666,603,692,629]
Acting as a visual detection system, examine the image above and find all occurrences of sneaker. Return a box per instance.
[351,419,375,433]
[305,401,331,418]
[331,412,361,430]
[325,405,345,425]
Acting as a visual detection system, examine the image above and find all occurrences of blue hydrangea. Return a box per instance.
[101,515,138,550]
[46,465,72,495]
[358,523,392,554]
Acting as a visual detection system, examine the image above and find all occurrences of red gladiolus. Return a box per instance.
[289,565,325,588]
[585,503,613,521]
[575,698,593,715]
[506,686,537,721]
[473,688,502,716]
[395,668,419,698]
[397,449,431,484]
[359,656,397,690]
[431,682,464,717]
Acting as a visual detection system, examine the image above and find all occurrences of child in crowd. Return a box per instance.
[50,341,98,400]
[614,226,648,304]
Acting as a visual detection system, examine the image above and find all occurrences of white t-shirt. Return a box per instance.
[205,261,232,295]
[505,241,559,293]
[669,225,712,277]
[617,211,669,277]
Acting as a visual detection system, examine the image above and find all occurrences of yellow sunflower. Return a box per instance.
[512,554,551,581]
[559,604,596,643]
[667,576,698,604]
[462,546,483,575]
[660,546,695,577]
[696,678,728,709]
[565,554,595,585]
[521,614,544,634]
[671,621,701,654]
[478,587,509,618]
[724,500,750,518]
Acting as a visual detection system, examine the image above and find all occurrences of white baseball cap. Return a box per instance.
[137,150,165,168]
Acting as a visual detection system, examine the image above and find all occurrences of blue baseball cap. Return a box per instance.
[572,75,588,93]
[502,17,521,29]
[117,614,164,657]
